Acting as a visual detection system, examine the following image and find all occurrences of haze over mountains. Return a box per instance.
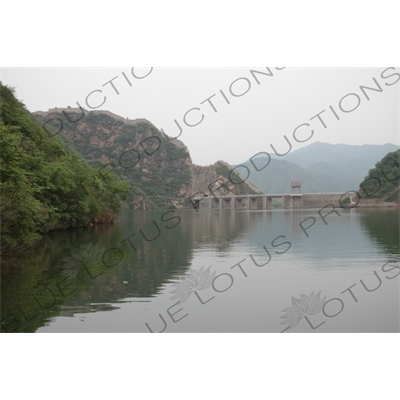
[30,106,399,200]
[241,142,399,194]
[33,106,399,198]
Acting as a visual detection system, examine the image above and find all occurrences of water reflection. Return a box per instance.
[1,208,398,332]
[359,208,400,255]
[1,210,251,332]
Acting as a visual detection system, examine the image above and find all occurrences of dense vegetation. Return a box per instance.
[33,109,193,210]
[0,84,129,255]
[359,149,400,202]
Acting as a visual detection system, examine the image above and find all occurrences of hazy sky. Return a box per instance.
[1,67,399,165]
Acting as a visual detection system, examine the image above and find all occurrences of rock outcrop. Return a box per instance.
[34,108,261,209]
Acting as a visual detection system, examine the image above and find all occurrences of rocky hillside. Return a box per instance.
[34,108,260,209]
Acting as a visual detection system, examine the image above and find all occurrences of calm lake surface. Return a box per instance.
[1,208,399,333]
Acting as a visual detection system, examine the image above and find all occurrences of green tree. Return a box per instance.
[0,83,129,255]
[359,149,400,202]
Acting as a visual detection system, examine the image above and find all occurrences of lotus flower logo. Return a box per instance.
[170,266,216,303]
[280,291,326,330]
[58,241,105,279]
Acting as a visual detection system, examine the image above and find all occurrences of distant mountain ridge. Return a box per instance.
[31,108,400,200]
[277,141,398,169]
[241,142,399,194]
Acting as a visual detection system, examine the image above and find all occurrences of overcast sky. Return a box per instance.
[1,67,399,166]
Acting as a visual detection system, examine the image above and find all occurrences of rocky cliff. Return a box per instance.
[34,108,261,209]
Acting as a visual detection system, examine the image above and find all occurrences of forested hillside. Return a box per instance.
[34,109,193,210]
[33,108,260,210]
[359,149,400,202]
[0,84,129,254]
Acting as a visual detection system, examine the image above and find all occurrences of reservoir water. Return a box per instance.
[1,208,399,333]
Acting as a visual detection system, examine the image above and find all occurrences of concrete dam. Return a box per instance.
[193,193,345,210]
